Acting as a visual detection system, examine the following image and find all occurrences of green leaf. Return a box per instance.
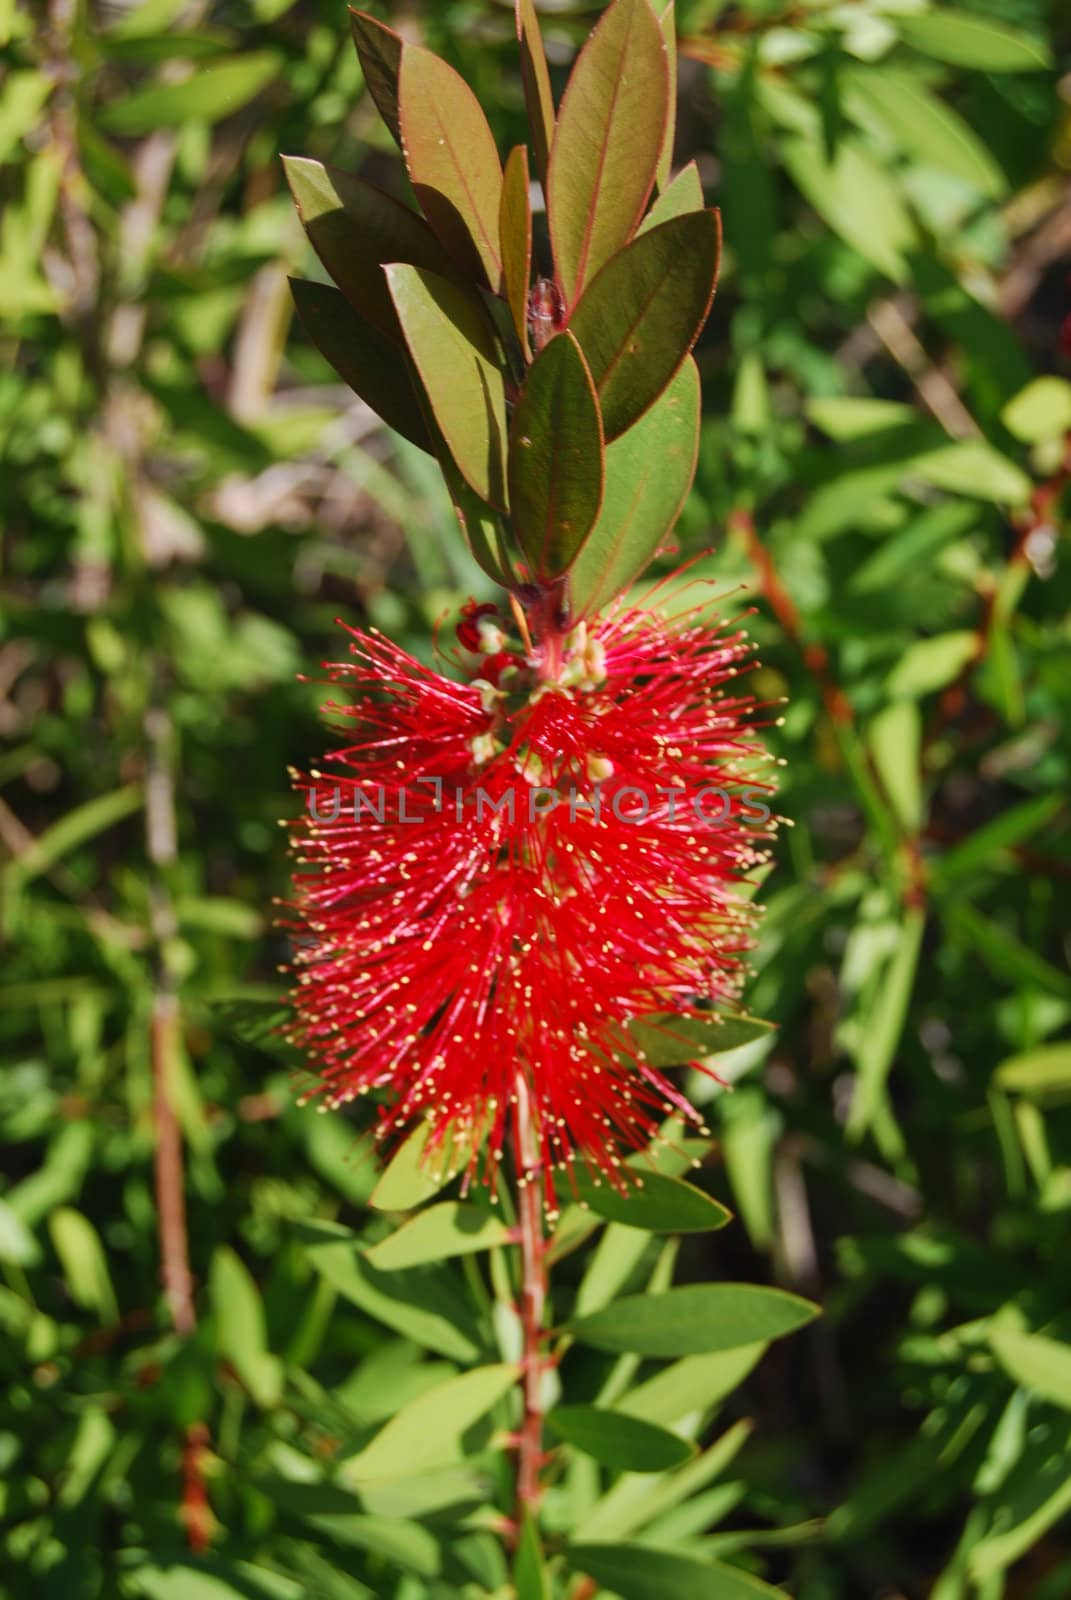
[365,1201,511,1271]
[995,1045,1071,1097]
[369,1121,453,1211]
[500,144,533,357]
[639,160,704,235]
[5,782,141,887]
[868,701,921,834]
[349,9,403,144]
[946,903,1071,998]
[620,1346,766,1426]
[123,1560,303,1600]
[936,794,1063,883]
[255,1478,440,1575]
[343,1363,518,1482]
[548,1405,695,1470]
[49,1207,117,1324]
[101,52,280,133]
[571,1168,731,1233]
[548,0,670,307]
[569,1283,818,1355]
[209,1245,283,1407]
[895,11,1051,71]
[911,440,1032,505]
[399,43,503,288]
[806,396,916,440]
[845,68,1006,197]
[886,631,977,698]
[515,0,555,188]
[509,330,604,578]
[568,356,699,619]
[513,1509,551,1600]
[282,158,456,344]
[0,71,51,165]
[1001,377,1071,444]
[627,1011,774,1067]
[783,134,916,282]
[301,1220,484,1362]
[846,905,925,1139]
[386,263,507,507]
[568,209,719,441]
[569,1543,787,1599]
[289,278,432,452]
[990,1328,1071,1412]
[0,1198,40,1266]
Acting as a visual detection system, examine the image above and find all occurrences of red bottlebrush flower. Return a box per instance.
[285,593,777,1211]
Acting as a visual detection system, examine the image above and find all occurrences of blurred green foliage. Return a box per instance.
[1,0,1070,1596]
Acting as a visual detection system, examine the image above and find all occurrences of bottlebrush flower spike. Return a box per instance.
[284,591,777,1213]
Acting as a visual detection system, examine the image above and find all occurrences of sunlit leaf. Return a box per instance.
[570,1283,818,1355]
[548,1404,695,1470]
[343,1363,518,1482]
[101,52,280,132]
[896,11,1051,71]
[570,1167,731,1233]
[548,0,670,307]
[365,1202,511,1270]
[400,43,504,287]
[386,263,507,506]
[500,144,533,357]
[568,209,719,440]
[569,1542,787,1599]
[283,157,457,342]
[515,0,555,187]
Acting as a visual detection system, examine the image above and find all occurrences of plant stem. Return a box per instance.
[514,1076,546,1523]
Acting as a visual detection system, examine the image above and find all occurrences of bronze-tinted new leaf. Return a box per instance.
[282,157,456,343]
[348,8,403,146]
[508,331,604,580]
[547,0,670,308]
[500,146,533,359]
[289,278,431,452]
[399,43,504,289]
[515,0,556,188]
[568,207,720,440]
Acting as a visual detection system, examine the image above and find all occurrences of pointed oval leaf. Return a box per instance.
[399,43,503,288]
[845,68,1006,198]
[500,145,533,357]
[547,1405,695,1471]
[895,10,1050,71]
[365,1201,511,1271]
[639,159,704,235]
[100,51,281,132]
[283,158,459,343]
[300,1219,483,1362]
[990,1328,1071,1412]
[548,0,670,307]
[994,1044,1071,1096]
[508,329,604,578]
[516,0,555,189]
[349,8,403,144]
[386,263,508,508]
[210,1245,283,1407]
[513,1509,551,1600]
[344,1363,519,1482]
[568,355,699,619]
[627,1010,775,1067]
[289,278,432,453]
[569,1283,818,1355]
[370,1121,453,1212]
[656,1,676,191]
[570,1543,788,1600]
[568,208,719,441]
[571,1167,731,1233]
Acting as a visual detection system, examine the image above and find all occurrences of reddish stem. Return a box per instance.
[513,1077,547,1523]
